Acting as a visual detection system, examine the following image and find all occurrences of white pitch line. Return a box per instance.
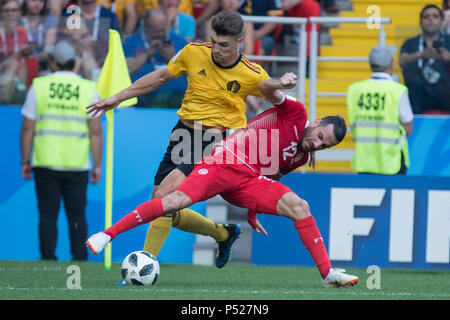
[0,267,65,271]
[1,286,450,298]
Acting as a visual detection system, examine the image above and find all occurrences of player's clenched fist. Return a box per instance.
[280,72,297,89]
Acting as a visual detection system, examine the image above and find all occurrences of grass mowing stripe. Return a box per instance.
[1,261,449,300]
[2,286,450,298]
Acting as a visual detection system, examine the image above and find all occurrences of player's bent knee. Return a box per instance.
[291,199,311,221]
[154,169,187,200]
[277,193,311,221]
[161,191,192,213]
[154,188,170,200]
[282,199,311,221]
[154,182,178,199]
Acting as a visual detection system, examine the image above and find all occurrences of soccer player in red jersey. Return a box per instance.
[87,72,359,287]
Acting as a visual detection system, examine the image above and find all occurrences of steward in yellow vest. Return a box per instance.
[20,41,103,260]
[347,45,414,175]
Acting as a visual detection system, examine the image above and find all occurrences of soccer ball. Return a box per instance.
[121,251,160,286]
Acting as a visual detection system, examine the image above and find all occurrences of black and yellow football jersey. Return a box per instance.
[167,42,270,129]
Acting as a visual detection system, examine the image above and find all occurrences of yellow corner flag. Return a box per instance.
[96,29,137,106]
[96,29,137,270]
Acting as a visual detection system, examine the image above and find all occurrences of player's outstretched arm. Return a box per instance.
[258,72,297,104]
[86,67,174,117]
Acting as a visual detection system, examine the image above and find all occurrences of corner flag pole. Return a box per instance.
[104,110,114,270]
[96,29,137,270]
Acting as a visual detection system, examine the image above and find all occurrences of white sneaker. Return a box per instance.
[86,232,111,254]
[322,268,359,288]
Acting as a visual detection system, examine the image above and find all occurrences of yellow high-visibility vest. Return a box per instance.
[347,79,410,174]
[33,74,96,169]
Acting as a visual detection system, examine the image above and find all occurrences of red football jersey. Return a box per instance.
[215,93,309,176]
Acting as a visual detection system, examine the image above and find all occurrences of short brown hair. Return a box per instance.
[444,0,450,11]
[22,0,48,16]
[0,0,20,9]
[211,10,244,38]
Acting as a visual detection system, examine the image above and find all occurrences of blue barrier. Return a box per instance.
[1,105,449,268]
[0,106,204,263]
[407,116,450,176]
[252,173,450,270]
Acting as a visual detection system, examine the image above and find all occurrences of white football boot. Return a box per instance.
[85,232,111,254]
[322,268,359,288]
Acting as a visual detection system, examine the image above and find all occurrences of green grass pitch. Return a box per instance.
[0,260,449,300]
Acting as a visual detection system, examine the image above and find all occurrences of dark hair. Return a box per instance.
[444,0,450,11]
[420,4,443,19]
[211,10,244,38]
[144,7,166,20]
[0,0,20,9]
[319,115,347,144]
[22,0,48,16]
[56,59,76,71]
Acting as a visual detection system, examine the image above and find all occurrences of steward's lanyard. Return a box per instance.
[417,33,444,68]
[92,4,101,41]
[0,26,19,57]
[22,17,44,49]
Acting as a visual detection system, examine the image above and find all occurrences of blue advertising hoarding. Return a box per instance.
[252,173,450,270]
[0,106,204,263]
[0,105,449,269]
[407,116,450,177]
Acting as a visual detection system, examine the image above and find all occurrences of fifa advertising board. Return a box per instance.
[252,173,450,270]
[1,106,449,266]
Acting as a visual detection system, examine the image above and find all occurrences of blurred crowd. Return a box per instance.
[400,3,450,115]
[0,0,449,114]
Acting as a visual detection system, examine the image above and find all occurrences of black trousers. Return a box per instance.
[33,167,89,261]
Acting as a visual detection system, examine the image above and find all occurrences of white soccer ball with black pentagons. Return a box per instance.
[121,251,160,285]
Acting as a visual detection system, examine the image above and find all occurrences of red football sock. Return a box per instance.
[294,215,331,279]
[104,198,164,240]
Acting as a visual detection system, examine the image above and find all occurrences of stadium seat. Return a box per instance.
[301,0,442,173]
[252,23,283,67]
[193,2,204,19]
[26,57,39,88]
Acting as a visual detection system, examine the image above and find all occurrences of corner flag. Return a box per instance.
[96,29,137,270]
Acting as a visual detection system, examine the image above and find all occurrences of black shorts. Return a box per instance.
[153,120,227,185]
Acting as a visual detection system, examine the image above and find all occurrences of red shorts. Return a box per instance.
[176,161,293,215]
